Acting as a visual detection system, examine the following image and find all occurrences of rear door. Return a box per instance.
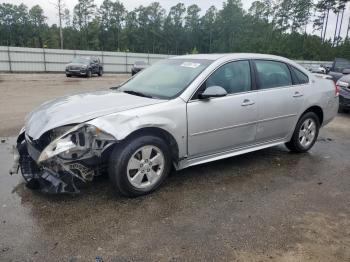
[253,60,305,143]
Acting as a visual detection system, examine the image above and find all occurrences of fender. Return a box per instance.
[87,98,188,158]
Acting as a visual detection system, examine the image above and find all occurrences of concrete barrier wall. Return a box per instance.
[0,46,332,73]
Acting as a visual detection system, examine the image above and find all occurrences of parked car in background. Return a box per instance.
[308,64,327,74]
[327,58,350,82]
[337,74,350,113]
[131,61,148,76]
[65,57,103,78]
[12,54,338,197]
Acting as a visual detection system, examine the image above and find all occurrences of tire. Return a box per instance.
[338,106,343,113]
[98,68,103,76]
[109,135,172,197]
[285,112,320,153]
[66,74,71,77]
[86,69,92,78]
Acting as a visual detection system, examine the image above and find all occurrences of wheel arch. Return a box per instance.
[119,127,180,162]
[301,105,324,126]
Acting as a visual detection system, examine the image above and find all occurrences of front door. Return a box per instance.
[187,60,258,157]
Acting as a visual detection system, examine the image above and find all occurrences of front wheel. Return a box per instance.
[86,69,92,78]
[285,112,320,153]
[109,135,172,197]
[98,68,103,76]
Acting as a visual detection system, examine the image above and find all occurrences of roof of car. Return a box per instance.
[170,53,291,62]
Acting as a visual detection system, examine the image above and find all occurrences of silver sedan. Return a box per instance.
[13,53,339,197]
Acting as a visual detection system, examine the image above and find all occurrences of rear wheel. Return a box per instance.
[109,135,171,197]
[98,68,103,76]
[285,112,320,153]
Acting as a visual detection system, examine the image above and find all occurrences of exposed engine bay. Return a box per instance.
[12,124,116,193]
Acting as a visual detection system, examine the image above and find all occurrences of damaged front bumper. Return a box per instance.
[11,125,116,194]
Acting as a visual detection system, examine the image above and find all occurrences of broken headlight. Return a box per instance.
[38,124,114,163]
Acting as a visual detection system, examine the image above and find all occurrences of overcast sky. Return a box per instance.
[1,0,349,39]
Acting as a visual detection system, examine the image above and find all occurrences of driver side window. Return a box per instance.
[205,60,252,95]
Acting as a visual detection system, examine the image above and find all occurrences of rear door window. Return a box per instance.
[291,66,309,84]
[254,60,292,89]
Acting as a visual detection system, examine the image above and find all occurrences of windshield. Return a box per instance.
[120,59,212,99]
[71,57,90,64]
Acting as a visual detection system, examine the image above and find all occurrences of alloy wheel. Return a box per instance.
[126,145,165,189]
[298,118,317,148]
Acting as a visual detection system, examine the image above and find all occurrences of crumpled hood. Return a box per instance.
[25,90,164,139]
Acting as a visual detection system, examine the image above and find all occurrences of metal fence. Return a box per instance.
[0,46,332,73]
[0,46,171,73]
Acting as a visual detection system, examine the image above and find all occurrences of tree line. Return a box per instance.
[0,0,349,60]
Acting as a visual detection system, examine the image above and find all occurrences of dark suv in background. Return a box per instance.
[65,57,103,78]
[337,74,350,113]
[327,58,350,82]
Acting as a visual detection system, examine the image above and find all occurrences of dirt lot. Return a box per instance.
[0,74,350,262]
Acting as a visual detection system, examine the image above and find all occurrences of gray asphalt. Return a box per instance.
[1,113,350,262]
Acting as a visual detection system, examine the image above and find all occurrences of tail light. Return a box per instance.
[334,82,340,97]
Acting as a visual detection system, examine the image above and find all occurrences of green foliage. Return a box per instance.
[0,0,349,60]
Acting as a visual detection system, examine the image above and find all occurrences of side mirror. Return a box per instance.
[198,86,227,99]
[342,69,350,75]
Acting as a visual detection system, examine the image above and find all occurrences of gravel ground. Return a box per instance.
[0,74,350,262]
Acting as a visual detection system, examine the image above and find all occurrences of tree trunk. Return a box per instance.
[320,11,325,42]
[337,8,345,41]
[347,16,350,40]
[322,9,330,42]
[59,0,63,49]
[333,11,340,46]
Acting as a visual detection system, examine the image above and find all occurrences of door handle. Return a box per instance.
[293,92,303,98]
[241,99,255,106]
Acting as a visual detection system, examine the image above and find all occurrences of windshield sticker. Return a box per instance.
[180,62,201,68]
